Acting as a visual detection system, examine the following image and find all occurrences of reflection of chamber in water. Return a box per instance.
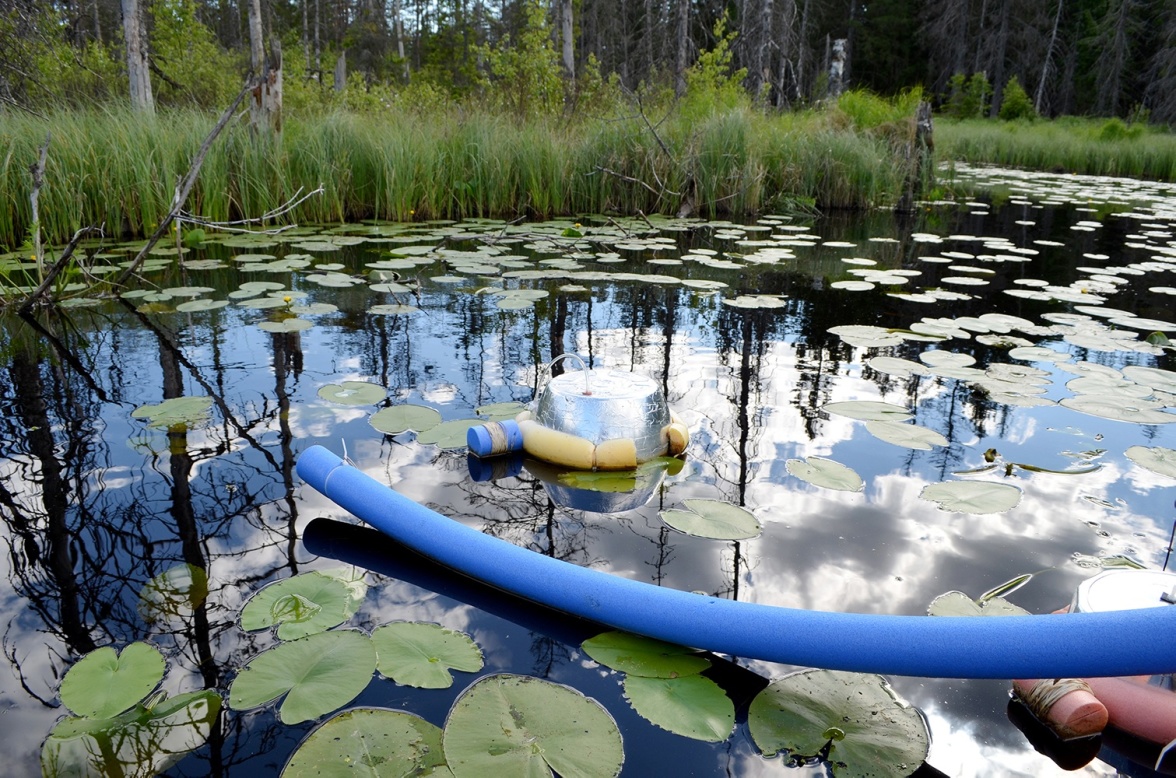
[523,456,682,514]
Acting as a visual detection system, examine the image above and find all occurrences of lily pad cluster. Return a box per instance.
[42,642,221,778]
[582,631,929,777]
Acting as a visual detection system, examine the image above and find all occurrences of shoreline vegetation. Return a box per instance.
[1,90,1175,252]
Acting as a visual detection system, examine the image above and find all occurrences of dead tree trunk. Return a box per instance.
[248,0,282,136]
[121,0,154,113]
[897,101,934,213]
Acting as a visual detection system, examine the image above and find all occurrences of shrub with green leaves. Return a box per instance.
[998,76,1035,121]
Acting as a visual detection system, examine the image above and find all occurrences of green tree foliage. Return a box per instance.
[480,0,563,120]
[680,16,749,121]
[150,0,237,108]
[998,75,1035,120]
[943,72,991,119]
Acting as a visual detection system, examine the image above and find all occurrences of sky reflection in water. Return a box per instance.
[3,164,1176,775]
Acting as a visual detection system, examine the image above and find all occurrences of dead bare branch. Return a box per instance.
[18,226,105,315]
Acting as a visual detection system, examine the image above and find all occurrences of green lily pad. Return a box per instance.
[372,622,484,689]
[785,457,864,492]
[416,419,483,449]
[229,630,376,725]
[660,499,761,540]
[240,570,367,640]
[258,318,314,333]
[281,708,448,778]
[442,674,624,778]
[821,401,913,422]
[131,396,213,429]
[370,304,421,315]
[927,591,1030,617]
[622,674,734,742]
[60,642,166,719]
[864,420,948,450]
[866,357,928,377]
[475,401,527,420]
[581,631,710,678]
[370,404,442,435]
[748,669,929,778]
[919,481,1022,514]
[318,381,389,406]
[42,690,220,778]
[137,564,208,626]
[175,298,228,313]
[1059,395,1176,424]
[1125,445,1176,478]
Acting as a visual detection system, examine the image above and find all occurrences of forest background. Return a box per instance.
[1,0,1175,255]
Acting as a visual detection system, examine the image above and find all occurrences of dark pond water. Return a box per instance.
[4,163,1176,777]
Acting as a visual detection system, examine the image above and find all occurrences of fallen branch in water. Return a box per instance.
[17,225,105,315]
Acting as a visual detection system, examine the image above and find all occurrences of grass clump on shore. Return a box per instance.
[0,94,927,249]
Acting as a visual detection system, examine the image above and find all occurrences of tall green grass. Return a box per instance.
[0,102,926,249]
[936,118,1176,181]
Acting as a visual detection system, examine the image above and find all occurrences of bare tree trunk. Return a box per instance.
[986,0,1009,116]
[756,0,775,100]
[675,0,689,96]
[1034,0,1063,114]
[394,0,408,80]
[121,0,154,113]
[797,0,812,99]
[561,0,575,80]
[334,49,347,91]
[248,0,283,135]
[827,37,846,98]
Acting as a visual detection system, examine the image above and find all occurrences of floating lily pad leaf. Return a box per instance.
[927,590,1029,617]
[229,630,376,725]
[827,325,905,348]
[919,481,1022,514]
[821,401,913,422]
[723,294,788,309]
[372,622,484,689]
[622,675,734,742]
[258,318,313,333]
[830,280,875,291]
[370,404,442,435]
[318,381,388,406]
[1122,366,1176,394]
[370,304,421,315]
[581,631,710,678]
[442,674,624,778]
[370,281,414,293]
[866,357,928,377]
[748,669,929,778]
[291,302,338,315]
[416,419,482,449]
[918,350,975,368]
[175,298,228,312]
[785,457,864,492]
[42,690,220,778]
[60,642,165,719]
[1125,446,1176,478]
[475,401,527,420]
[162,286,215,298]
[280,708,448,778]
[240,570,366,640]
[865,420,948,450]
[661,499,761,540]
[138,564,208,626]
[1059,396,1176,424]
[131,396,213,429]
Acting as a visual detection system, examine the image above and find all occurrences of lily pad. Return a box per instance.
[747,669,929,778]
[785,457,864,492]
[660,499,761,540]
[821,401,913,422]
[240,570,367,640]
[318,381,389,406]
[919,481,1023,514]
[175,298,228,313]
[416,418,483,449]
[280,708,448,778]
[42,690,220,778]
[622,675,734,742]
[1125,445,1176,478]
[927,591,1030,617]
[131,396,213,429]
[442,674,624,778]
[372,622,484,689]
[60,642,166,719]
[475,401,527,420]
[864,420,948,450]
[228,630,376,725]
[581,631,710,678]
[137,564,208,626]
[1059,396,1176,424]
[258,318,314,333]
[369,404,442,434]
